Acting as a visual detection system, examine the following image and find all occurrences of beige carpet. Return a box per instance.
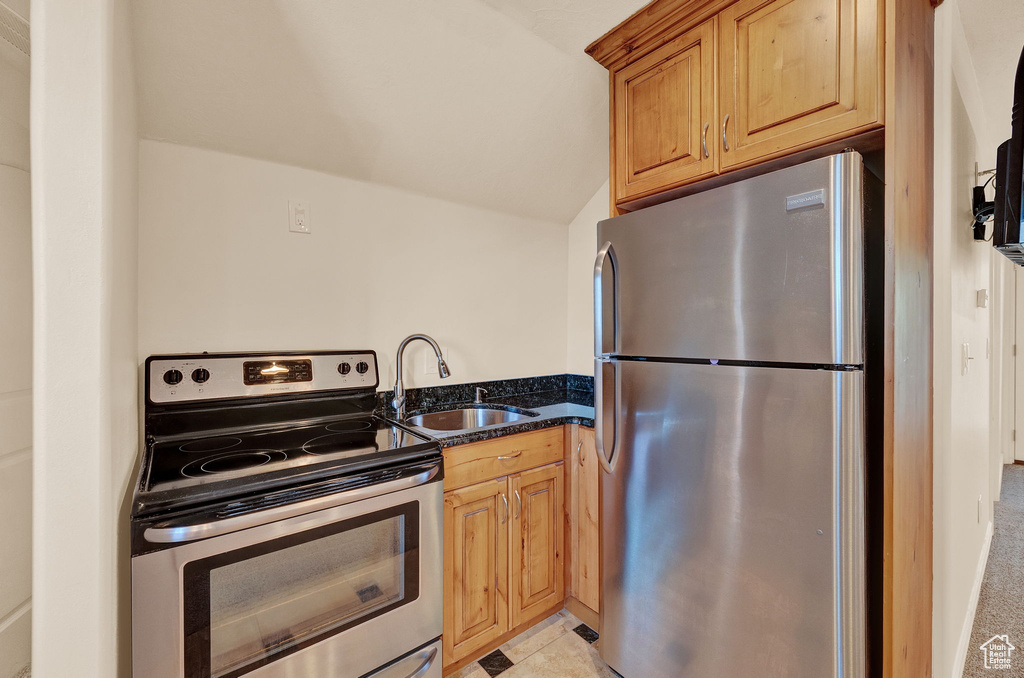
[963,464,1024,677]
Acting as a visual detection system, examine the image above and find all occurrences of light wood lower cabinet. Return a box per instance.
[442,456,565,668]
[510,463,565,627]
[443,477,509,665]
[569,426,600,617]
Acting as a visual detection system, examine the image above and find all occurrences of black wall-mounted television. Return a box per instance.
[994,45,1024,264]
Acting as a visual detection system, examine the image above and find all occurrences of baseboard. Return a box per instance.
[564,596,599,631]
[952,520,994,678]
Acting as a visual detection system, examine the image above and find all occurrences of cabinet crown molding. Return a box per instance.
[585,0,733,69]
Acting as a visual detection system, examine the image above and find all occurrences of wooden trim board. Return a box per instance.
[564,596,600,632]
[882,0,934,675]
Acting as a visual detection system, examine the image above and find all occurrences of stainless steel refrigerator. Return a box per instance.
[594,152,871,678]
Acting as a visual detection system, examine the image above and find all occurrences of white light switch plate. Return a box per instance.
[961,342,973,376]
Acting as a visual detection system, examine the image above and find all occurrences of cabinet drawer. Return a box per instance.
[443,428,564,491]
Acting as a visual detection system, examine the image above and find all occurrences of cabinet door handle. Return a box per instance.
[701,122,710,158]
[722,114,731,152]
[498,449,523,460]
[577,439,585,467]
[501,493,509,524]
[514,490,522,519]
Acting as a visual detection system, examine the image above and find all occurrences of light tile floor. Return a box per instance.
[449,610,619,678]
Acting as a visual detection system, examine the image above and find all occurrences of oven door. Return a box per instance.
[132,462,442,678]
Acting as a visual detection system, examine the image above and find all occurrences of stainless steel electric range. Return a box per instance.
[131,351,443,678]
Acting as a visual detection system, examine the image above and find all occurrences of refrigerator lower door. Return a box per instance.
[599,360,864,678]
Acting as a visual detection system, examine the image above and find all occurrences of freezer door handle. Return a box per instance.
[594,359,618,474]
[594,241,618,356]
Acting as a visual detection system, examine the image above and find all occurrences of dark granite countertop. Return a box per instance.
[376,374,595,447]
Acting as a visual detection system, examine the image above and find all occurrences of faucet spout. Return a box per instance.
[393,334,450,420]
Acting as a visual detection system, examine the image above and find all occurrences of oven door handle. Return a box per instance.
[143,463,440,544]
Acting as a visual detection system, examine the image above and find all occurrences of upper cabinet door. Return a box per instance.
[613,18,717,203]
[718,0,882,170]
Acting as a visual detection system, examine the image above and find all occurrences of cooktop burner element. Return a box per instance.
[134,350,441,517]
[302,432,373,455]
[181,450,288,478]
[325,420,374,432]
[179,436,242,453]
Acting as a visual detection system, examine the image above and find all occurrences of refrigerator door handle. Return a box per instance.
[594,359,618,474]
[594,241,618,357]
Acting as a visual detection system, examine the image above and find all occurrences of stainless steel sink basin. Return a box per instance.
[406,405,537,431]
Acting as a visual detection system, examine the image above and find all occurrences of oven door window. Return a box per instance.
[183,502,419,678]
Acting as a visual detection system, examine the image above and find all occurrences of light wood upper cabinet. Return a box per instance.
[510,462,565,627]
[591,0,883,208]
[443,478,509,666]
[718,0,882,170]
[615,18,717,201]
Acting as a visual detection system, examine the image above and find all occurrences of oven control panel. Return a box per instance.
[147,351,378,404]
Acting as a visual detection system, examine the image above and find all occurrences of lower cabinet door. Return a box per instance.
[510,462,565,627]
[443,477,510,666]
[573,427,600,614]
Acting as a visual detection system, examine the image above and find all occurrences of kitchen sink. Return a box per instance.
[406,405,538,431]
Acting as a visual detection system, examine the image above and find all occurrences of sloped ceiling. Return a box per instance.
[960,0,1024,147]
[2,0,27,20]
[132,0,649,223]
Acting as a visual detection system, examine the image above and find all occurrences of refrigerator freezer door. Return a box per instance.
[595,152,864,365]
[599,360,864,678]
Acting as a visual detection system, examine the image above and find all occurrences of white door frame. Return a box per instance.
[1015,266,1023,461]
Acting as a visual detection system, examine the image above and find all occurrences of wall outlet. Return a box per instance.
[289,200,311,234]
[422,346,447,375]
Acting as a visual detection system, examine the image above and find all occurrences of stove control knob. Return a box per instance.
[191,368,210,384]
[163,369,183,385]
[337,362,352,376]
[356,361,370,375]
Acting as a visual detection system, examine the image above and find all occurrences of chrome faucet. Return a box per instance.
[474,387,488,404]
[393,334,450,420]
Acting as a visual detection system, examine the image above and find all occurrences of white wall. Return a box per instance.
[565,181,608,375]
[932,2,1009,675]
[138,141,569,389]
[0,3,31,675]
[30,0,138,676]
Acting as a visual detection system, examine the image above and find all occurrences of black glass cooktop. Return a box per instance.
[136,413,438,516]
